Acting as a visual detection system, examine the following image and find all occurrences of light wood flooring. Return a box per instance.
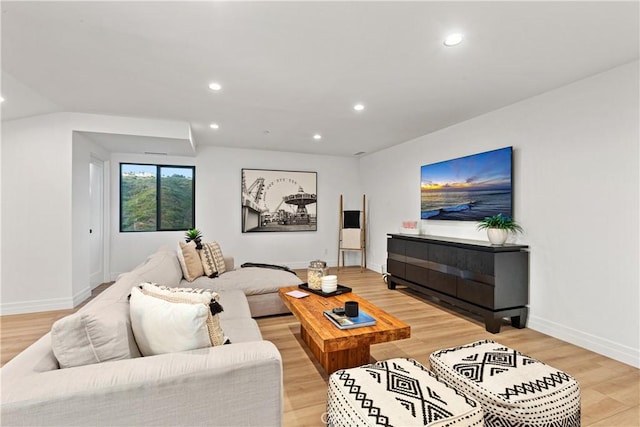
[2,269,638,426]
[260,267,640,427]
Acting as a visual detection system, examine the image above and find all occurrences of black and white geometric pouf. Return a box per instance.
[430,340,581,427]
[326,358,484,426]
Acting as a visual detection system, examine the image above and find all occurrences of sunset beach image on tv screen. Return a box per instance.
[421,147,513,221]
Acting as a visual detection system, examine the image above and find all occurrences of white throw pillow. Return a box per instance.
[129,287,211,356]
[139,282,226,346]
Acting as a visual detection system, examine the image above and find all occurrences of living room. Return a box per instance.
[1,1,639,426]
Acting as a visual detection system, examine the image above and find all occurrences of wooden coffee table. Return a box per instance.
[279,286,410,374]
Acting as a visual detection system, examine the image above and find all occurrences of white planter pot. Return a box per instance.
[487,228,508,245]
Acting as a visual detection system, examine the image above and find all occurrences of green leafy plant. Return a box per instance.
[185,228,203,249]
[476,214,523,233]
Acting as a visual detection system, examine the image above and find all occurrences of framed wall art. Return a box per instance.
[241,168,317,232]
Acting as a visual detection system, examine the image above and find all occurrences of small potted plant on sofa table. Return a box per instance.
[476,213,523,245]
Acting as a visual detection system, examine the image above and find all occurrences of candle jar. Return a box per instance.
[321,275,338,294]
[307,260,328,290]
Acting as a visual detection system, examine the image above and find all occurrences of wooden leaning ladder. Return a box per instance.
[337,194,366,272]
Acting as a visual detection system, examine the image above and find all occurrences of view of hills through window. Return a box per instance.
[120,164,195,232]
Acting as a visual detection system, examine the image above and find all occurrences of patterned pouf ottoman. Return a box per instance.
[326,358,484,426]
[430,340,581,427]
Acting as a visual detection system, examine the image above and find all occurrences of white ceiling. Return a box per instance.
[1,1,638,157]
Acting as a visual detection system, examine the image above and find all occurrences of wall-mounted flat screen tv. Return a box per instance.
[421,146,513,221]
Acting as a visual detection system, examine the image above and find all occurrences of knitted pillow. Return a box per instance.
[139,283,225,347]
[199,242,219,277]
[200,242,226,276]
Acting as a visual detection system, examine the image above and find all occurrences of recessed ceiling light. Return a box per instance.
[313,134,322,140]
[444,33,463,47]
[208,82,222,91]
[209,123,219,129]
[353,103,365,111]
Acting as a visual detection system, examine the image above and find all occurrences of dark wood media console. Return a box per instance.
[386,233,529,333]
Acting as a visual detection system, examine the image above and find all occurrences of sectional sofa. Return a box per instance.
[1,245,303,426]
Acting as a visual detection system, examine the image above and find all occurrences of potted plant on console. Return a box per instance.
[477,213,523,245]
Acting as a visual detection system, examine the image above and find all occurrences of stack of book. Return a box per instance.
[323,309,376,330]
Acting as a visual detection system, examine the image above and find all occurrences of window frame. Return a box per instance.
[119,162,196,233]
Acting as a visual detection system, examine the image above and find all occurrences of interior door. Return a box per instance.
[89,159,104,288]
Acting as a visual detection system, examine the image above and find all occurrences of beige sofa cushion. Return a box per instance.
[177,241,204,282]
[216,289,253,320]
[130,287,212,356]
[96,249,184,305]
[189,267,302,296]
[51,301,141,368]
[134,248,184,286]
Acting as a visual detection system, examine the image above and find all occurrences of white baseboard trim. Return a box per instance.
[0,287,92,316]
[286,261,314,270]
[365,258,386,274]
[73,287,92,307]
[263,260,339,270]
[528,315,640,368]
[0,297,74,315]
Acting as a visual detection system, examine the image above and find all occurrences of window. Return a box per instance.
[120,163,195,232]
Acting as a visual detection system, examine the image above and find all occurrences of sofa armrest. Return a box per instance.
[1,341,282,426]
[224,255,234,272]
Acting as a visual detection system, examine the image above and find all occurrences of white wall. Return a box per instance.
[196,147,362,269]
[1,114,75,313]
[0,121,2,310]
[108,146,362,275]
[360,61,639,367]
[1,111,362,313]
[1,113,193,314]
